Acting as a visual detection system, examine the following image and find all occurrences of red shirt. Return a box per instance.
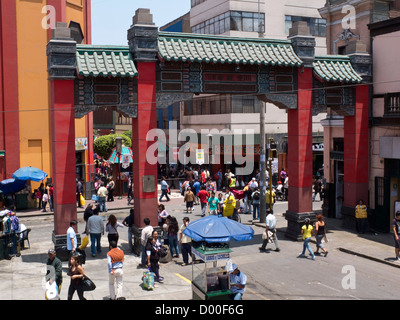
[198,190,209,203]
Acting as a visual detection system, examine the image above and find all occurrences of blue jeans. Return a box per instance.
[301,237,314,258]
[252,203,260,220]
[98,197,107,212]
[231,292,243,300]
[141,245,147,266]
[90,233,102,256]
[168,235,179,256]
[159,189,170,201]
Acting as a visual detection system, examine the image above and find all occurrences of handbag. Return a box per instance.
[158,245,168,258]
[80,194,85,206]
[81,275,96,291]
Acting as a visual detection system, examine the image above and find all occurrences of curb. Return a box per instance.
[16,206,133,219]
[338,247,400,269]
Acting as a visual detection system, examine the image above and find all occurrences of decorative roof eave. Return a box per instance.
[76,45,138,78]
[158,31,303,67]
[313,55,362,84]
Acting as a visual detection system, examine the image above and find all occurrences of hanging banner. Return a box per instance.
[122,155,131,169]
[196,149,205,165]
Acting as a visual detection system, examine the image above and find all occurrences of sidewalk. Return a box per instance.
[252,202,400,270]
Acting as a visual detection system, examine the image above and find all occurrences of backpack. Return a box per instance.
[253,192,260,201]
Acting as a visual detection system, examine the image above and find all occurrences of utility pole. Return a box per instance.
[259,102,267,224]
[258,0,267,223]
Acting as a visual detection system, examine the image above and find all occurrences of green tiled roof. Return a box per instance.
[76,45,138,78]
[313,55,362,83]
[158,32,303,67]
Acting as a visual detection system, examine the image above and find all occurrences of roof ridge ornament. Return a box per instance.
[287,21,316,68]
[128,8,158,62]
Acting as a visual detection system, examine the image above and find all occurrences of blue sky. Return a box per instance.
[91,0,190,45]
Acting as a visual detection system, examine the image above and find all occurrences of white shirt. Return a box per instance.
[249,181,258,188]
[141,225,154,246]
[266,214,277,230]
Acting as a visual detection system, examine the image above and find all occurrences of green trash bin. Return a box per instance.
[15,194,28,211]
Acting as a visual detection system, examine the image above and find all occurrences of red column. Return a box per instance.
[0,0,20,179]
[287,68,313,214]
[343,84,369,207]
[132,62,159,227]
[50,80,77,235]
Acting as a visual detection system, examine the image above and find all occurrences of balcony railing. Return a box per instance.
[385,92,400,116]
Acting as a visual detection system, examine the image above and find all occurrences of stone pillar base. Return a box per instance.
[52,231,81,249]
[285,211,316,241]
[131,225,162,257]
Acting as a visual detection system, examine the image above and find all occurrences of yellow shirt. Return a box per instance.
[223,195,236,217]
[355,205,367,219]
[302,225,313,239]
[266,190,275,204]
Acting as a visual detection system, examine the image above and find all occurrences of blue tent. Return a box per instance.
[107,147,133,164]
[183,215,254,243]
[0,179,27,195]
[12,166,47,182]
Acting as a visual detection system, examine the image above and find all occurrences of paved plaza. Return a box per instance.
[1,189,399,301]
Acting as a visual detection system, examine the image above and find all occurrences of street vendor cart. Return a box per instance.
[183,214,254,301]
[191,241,232,300]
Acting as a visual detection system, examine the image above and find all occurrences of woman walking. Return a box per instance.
[145,236,164,283]
[299,218,315,260]
[167,216,180,258]
[314,214,328,257]
[106,214,124,245]
[67,254,86,300]
[184,187,195,213]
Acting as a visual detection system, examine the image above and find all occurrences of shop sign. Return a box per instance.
[312,143,324,152]
[75,137,88,151]
[196,149,205,165]
[0,151,4,157]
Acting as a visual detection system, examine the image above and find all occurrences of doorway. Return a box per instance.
[335,160,344,219]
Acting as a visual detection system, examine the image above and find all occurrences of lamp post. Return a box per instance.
[207,133,213,175]
[268,138,277,211]
[115,136,123,200]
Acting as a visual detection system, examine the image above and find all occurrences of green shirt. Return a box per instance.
[208,197,219,210]
[46,256,63,285]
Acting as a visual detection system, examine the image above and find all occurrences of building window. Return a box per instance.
[191,0,206,7]
[384,92,400,116]
[285,16,326,37]
[192,11,265,35]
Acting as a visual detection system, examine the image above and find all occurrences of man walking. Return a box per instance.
[259,209,280,252]
[179,217,192,266]
[97,183,108,212]
[87,210,104,257]
[46,248,63,297]
[107,241,125,300]
[67,220,77,255]
[198,186,209,217]
[159,176,170,202]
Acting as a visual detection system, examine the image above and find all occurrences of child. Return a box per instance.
[217,193,224,215]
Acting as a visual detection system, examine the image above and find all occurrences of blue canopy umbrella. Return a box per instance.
[12,166,48,182]
[0,178,27,195]
[183,215,254,243]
